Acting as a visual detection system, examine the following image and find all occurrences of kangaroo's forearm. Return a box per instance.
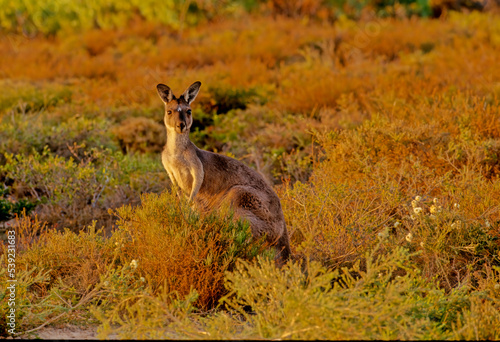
[189,163,204,202]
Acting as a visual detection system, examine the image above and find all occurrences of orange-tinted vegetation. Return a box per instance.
[1,2,500,339]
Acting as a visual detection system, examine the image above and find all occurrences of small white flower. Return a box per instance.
[454,203,460,209]
[406,232,413,242]
[413,207,423,215]
[394,221,401,228]
[415,196,422,202]
[451,222,457,229]
[420,241,425,248]
[378,226,389,239]
[411,200,418,208]
[410,215,416,221]
[130,259,138,269]
[433,198,438,204]
[140,277,145,282]
[104,281,109,287]
[485,220,491,228]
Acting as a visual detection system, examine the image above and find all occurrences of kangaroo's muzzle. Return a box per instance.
[177,122,186,133]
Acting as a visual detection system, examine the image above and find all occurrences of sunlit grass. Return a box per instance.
[1,6,499,339]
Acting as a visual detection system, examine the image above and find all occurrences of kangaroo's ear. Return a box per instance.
[157,84,175,103]
[181,81,201,105]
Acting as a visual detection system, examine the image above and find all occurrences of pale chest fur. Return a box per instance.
[162,151,195,194]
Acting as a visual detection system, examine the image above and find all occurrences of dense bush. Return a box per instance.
[0,147,169,231]
[111,191,264,310]
[0,6,499,340]
[95,245,500,339]
[112,116,165,153]
[0,0,247,36]
[0,191,264,335]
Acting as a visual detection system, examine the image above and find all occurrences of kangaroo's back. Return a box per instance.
[156,81,291,265]
[195,149,273,203]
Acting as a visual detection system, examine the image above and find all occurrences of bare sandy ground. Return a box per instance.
[18,324,116,340]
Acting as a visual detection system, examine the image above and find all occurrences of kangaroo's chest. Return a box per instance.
[162,153,194,194]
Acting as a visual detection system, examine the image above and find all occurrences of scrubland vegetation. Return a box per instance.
[1,0,500,339]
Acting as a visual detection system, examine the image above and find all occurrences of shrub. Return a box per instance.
[0,148,117,230]
[0,0,250,36]
[0,254,51,337]
[112,117,165,154]
[0,147,168,231]
[110,191,264,310]
[16,221,116,295]
[1,218,113,334]
[278,125,500,287]
[267,0,330,18]
[208,85,266,114]
[0,186,37,223]
[98,245,492,340]
[2,192,264,336]
[387,194,500,289]
[0,113,115,161]
[205,247,471,339]
[454,296,500,340]
[0,81,72,114]
[279,176,397,268]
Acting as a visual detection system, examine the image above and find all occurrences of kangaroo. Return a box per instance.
[157,81,291,265]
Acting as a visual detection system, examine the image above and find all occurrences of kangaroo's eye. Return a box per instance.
[167,110,172,115]
[187,109,192,115]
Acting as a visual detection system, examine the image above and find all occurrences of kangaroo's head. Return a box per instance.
[156,81,201,134]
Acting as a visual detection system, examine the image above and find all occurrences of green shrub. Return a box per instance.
[206,246,470,339]
[387,195,500,289]
[0,147,168,231]
[0,187,37,223]
[0,113,115,160]
[93,286,199,339]
[208,86,266,114]
[0,0,249,35]
[96,245,493,340]
[0,81,72,114]
[372,0,431,17]
[1,148,116,229]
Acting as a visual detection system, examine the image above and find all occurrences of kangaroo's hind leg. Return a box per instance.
[225,186,273,237]
[226,186,290,265]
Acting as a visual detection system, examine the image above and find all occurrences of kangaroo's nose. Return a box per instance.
[178,122,186,131]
